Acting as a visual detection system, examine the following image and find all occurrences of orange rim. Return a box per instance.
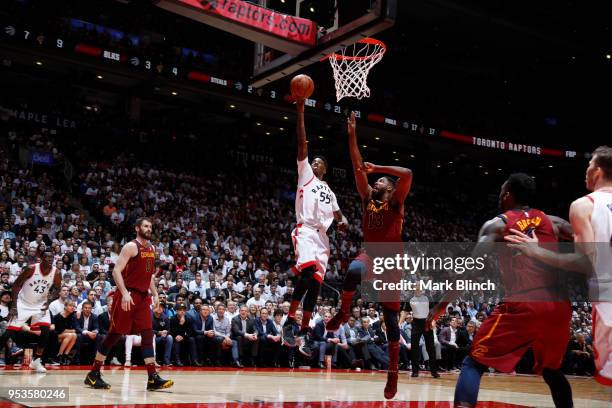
[328,38,387,61]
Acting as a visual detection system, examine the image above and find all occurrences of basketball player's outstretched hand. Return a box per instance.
[347,111,356,134]
[362,162,376,173]
[122,292,135,311]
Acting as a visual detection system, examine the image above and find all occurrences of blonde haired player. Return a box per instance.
[282,78,348,356]
[506,145,612,386]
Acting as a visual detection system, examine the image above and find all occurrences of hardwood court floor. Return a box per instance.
[0,366,610,407]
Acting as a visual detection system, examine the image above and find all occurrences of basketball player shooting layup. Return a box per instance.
[325,111,414,399]
[505,145,612,387]
[2,249,61,373]
[85,217,173,390]
[282,88,348,357]
[427,173,575,408]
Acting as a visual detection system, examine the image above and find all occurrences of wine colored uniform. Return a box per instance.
[109,240,156,335]
[470,208,572,374]
[356,197,404,311]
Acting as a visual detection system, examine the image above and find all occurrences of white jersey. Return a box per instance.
[295,157,339,231]
[589,191,612,301]
[18,263,56,307]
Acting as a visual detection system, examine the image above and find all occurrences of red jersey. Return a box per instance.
[498,208,559,298]
[362,199,404,243]
[123,239,156,293]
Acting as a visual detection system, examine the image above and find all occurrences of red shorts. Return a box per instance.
[109,290,152,335]
[470,301,571,374]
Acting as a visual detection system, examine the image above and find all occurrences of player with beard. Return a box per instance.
[325,112,414,399]
[85,218,173,390]
[427,173,574,408]
[2,249,61,373]
[505,145,612,386]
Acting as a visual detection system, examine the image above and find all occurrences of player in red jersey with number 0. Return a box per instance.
[84,217,173,391]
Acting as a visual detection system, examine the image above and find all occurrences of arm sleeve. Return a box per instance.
[331,192,340,212]
[297,157,314,186]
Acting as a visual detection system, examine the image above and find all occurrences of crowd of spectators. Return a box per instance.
[0,115,596,376]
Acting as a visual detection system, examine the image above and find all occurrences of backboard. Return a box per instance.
[154,0,396,88]
[251,0,397,88]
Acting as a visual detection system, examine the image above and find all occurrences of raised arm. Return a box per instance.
[347,112,371,200]
[296,99,308,161]
[363,163,413,204]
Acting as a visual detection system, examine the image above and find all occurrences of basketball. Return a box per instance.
[290,74,315,99]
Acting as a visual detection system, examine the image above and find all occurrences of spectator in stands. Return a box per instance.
[313,311,340,369]
[231,305,257,368]
[439,317,460,370]
[191,304,215,366]
[169,303,194,366]
[75,300,99,364]
[52,299,79,365]
[357,316,388,369]
[255,307,280,367]
[152,305,173,366]
[566,333,595,375]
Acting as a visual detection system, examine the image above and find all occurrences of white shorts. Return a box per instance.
[7,300,51,330]
[291,224,329,282]
[593,302,612,386]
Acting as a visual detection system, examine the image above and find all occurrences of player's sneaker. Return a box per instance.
[84,371,111,389]
[124,360,131,367]
[110,357,122,366]
[282,324,296,347]
[146,373,174,390]
[29,357,47,373]
[297,335,313,358]
[326,310,347,331]
[384,370,398,399]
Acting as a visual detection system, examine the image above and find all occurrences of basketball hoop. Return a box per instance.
[327,38,386,102]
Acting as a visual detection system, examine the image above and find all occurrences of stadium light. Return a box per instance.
[96,75,103,79]
[171,91,178,96]
[266,132,271,135]
[230,105,236,109]
[375,137,380,140]
[35,61,43,66]
[607,54,611,59]
[283,116,289,120]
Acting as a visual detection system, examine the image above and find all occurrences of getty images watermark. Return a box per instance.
[370,253,496,292]
[358,242,599,303]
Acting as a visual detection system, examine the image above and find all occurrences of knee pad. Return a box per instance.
[344,261,365,292]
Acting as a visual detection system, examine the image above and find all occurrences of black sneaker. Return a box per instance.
[84,371,111,389]
[147,373,174,391]
[282,324,296,347]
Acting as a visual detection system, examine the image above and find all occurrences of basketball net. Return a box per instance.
[328,38,386,102]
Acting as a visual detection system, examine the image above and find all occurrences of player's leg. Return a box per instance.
[296,269,320,358]
[542,368,573,408]
[124,335,134,366]
[382,304,400,399]
[85,294,128,389]
[593,302,612,385]
[454,356,487,407]
[327,260,365,331]
[134,299,173,390]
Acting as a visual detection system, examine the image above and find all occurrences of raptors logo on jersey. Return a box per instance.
[19,263,56,306]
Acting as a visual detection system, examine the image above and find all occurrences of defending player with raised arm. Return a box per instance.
[326,111,414,398]
[505,145,612,386]
[282,97,348,357]
[426,174,574,408]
